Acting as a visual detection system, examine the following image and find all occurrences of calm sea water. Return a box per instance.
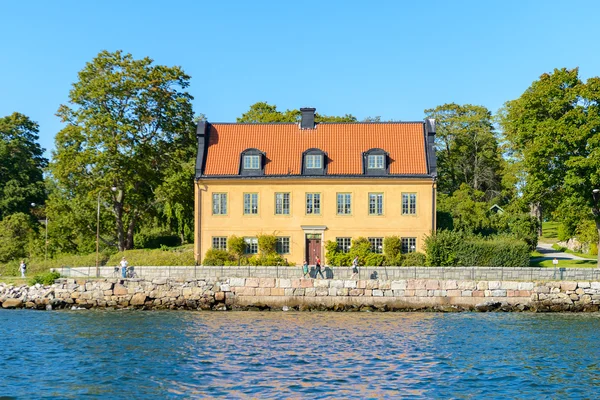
[0,310,599,399]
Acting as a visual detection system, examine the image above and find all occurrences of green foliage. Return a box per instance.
[134,226,180,249]
[424,230,530,267]
[50,50,195,252]
[0,213,35,263]
[492,212,539,250]
[383,236,402,265]
[28,271,61,286]
[0,113,47,220]
[557,223,574,242]
[257,233,277,256]
[107,247,195,266]
[363,253,385,267]
[227,235,246,259]
[325,237,384,266]
[246,254,291,266]
[437,185,491,233]
[237,102,357,123]
[401,252,426,266]
[552,243,568,252]
[202,249,236,266]
[424,103,503,200]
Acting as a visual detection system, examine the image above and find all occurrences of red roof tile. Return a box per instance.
[203,122,428,176]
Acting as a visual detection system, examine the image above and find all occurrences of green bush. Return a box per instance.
[557,223,574,242]
[383,236,401,265]
[28,271,61,286]
[424,231,529,267]
[551,243,568,252]
[401,252,426,266]
[202,249,236,266]
[247,254,291,266]
[257,234,277,256]
[363,253,385,266]
[228,236,246,260]
[134,227,180,249]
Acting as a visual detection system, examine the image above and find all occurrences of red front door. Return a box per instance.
[306,234,321,265]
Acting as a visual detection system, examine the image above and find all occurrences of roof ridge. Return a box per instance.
[209,121,424,125]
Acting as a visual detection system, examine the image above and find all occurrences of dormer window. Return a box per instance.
[239,148,265,176]
[302,148,327,175]
[363,148,389,175]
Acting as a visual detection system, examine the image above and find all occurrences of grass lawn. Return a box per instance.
[530,259,598,268]
[538,221,559,243]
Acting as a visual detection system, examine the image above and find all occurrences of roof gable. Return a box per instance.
[201,122,429,176]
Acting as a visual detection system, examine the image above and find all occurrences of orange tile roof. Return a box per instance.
[202,122,428,176]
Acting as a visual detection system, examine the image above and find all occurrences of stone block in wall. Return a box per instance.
[570,294,580,301]
[246,278,259,288]
[365,280,378,290]
[293,288,305,296]
[314,279,330,288]
[477,281,488,290]
[393,290,404,297]
[458,281,476,290]
[329,288,338,296]
[256,287,271,296]
[384,290,393,297]
[534,286,550,294]
[443,280,458,290]
[284,288,295,296]
[379,281,391,290]
[488,281,501,290]
[330,280,344,289]
[271,288,285,296]
[278,279,292,288]
[305,288,316,297]
[338,288,349,296]
[220,284,231,292]
[578,282,591,289]
[591,282,600,290]
[344,280,357,289]
[491,290,507,297]
[391,280,407,290]
[236,287,256,296]
[291,279,302,288]
[229,278,245,287]
[315,288,329,296]
[357,280,367,289]
[462,290,473,297]
[415,289,427,297]
[301,279,314,288]
[349,289,363,296]
[502,281,519,290]
[518,282,534,291]
[259,278,275,288]
[425,280,440,290]
[447,290,461,297]
[373,290,384,297]
[473,290,484,297]
[114,284,128,296]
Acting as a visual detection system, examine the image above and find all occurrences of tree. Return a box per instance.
[237,102,357,123]
[0,212,35,263]
[501,67,600,267]
[425,103,503,200]
[50,50,194,252]
[0,113,47,219]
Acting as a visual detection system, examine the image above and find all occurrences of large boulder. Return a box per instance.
[2,298,23,309]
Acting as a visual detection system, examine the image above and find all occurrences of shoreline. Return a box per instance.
[2,277,600,312]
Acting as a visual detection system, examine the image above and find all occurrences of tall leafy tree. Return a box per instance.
[425,103,503,200]
[501,67,600,266]
[50,50,194,251]
[0,113,47,219]
[237,101,357,123]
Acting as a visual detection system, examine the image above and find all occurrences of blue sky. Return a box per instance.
[1,0,599,159]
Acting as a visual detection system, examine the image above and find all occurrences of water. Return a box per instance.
[0,310,599,399]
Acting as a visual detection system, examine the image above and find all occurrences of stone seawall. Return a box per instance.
[1,278,600,312]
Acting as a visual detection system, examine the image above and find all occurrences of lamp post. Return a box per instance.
[96,187,117,277]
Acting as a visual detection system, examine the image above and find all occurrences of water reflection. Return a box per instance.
[0,311,599,398]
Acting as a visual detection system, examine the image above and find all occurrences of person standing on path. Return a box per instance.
[351,256,359,279]
[314,256,324,279]
[120,257,128,278]
[302,260,309,278]
[19,260,26,278]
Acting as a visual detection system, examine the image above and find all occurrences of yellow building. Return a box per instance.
[194,108,437,265]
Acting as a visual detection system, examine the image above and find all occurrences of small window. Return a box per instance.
[402,193,417,215]
[275,193,290,215]
[306,193,321,215]
[244,237,258,254]
[336,237,351,253]
[243,155,260,170]
[368,155,385,169]
[305,154,322,169]
[402,237,416,253]
[369,237,383,254]
[240,148,264,176]
[276,237,290,254]
[302,148,327,175]
[212,236,227,250]
[336,193,352,215]
[212,193,227,215]
[363,148,388,175]
[369,193,384,215]
[243,193,259,215]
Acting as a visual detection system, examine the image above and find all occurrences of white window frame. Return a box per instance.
[368,154,385,169]
[306,193,321,215]
[275,192,290,215]
[212,193,227,215]
[402,193,417,215]
[369,193,384,215]
[243,193,259,215]
[336,193,352,215]
[243,155,260,170]
[305,154,322,169]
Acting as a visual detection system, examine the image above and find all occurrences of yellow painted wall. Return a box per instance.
[195,178,436,265]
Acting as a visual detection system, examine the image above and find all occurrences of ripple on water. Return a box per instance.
[0,311,599,398]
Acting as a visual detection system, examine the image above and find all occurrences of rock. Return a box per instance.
[130,293,147,305]
[475,301,501,312]
[2,298,22,308]
[282,306,289,311]
[113,284,128,296]
[214,292,225,301]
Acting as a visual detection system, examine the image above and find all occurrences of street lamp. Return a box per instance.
[96,187,117,277]
[592,189,600,213]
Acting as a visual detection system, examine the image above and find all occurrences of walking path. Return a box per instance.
[533,242,587,261]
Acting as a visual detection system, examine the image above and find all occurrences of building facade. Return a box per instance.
[194,108,437,265]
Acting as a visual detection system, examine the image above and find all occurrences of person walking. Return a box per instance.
[314,256,324,279]
[120,257,128,278]
[302,260,310,278]
[19,260,27,278]
[351,256,359,279]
